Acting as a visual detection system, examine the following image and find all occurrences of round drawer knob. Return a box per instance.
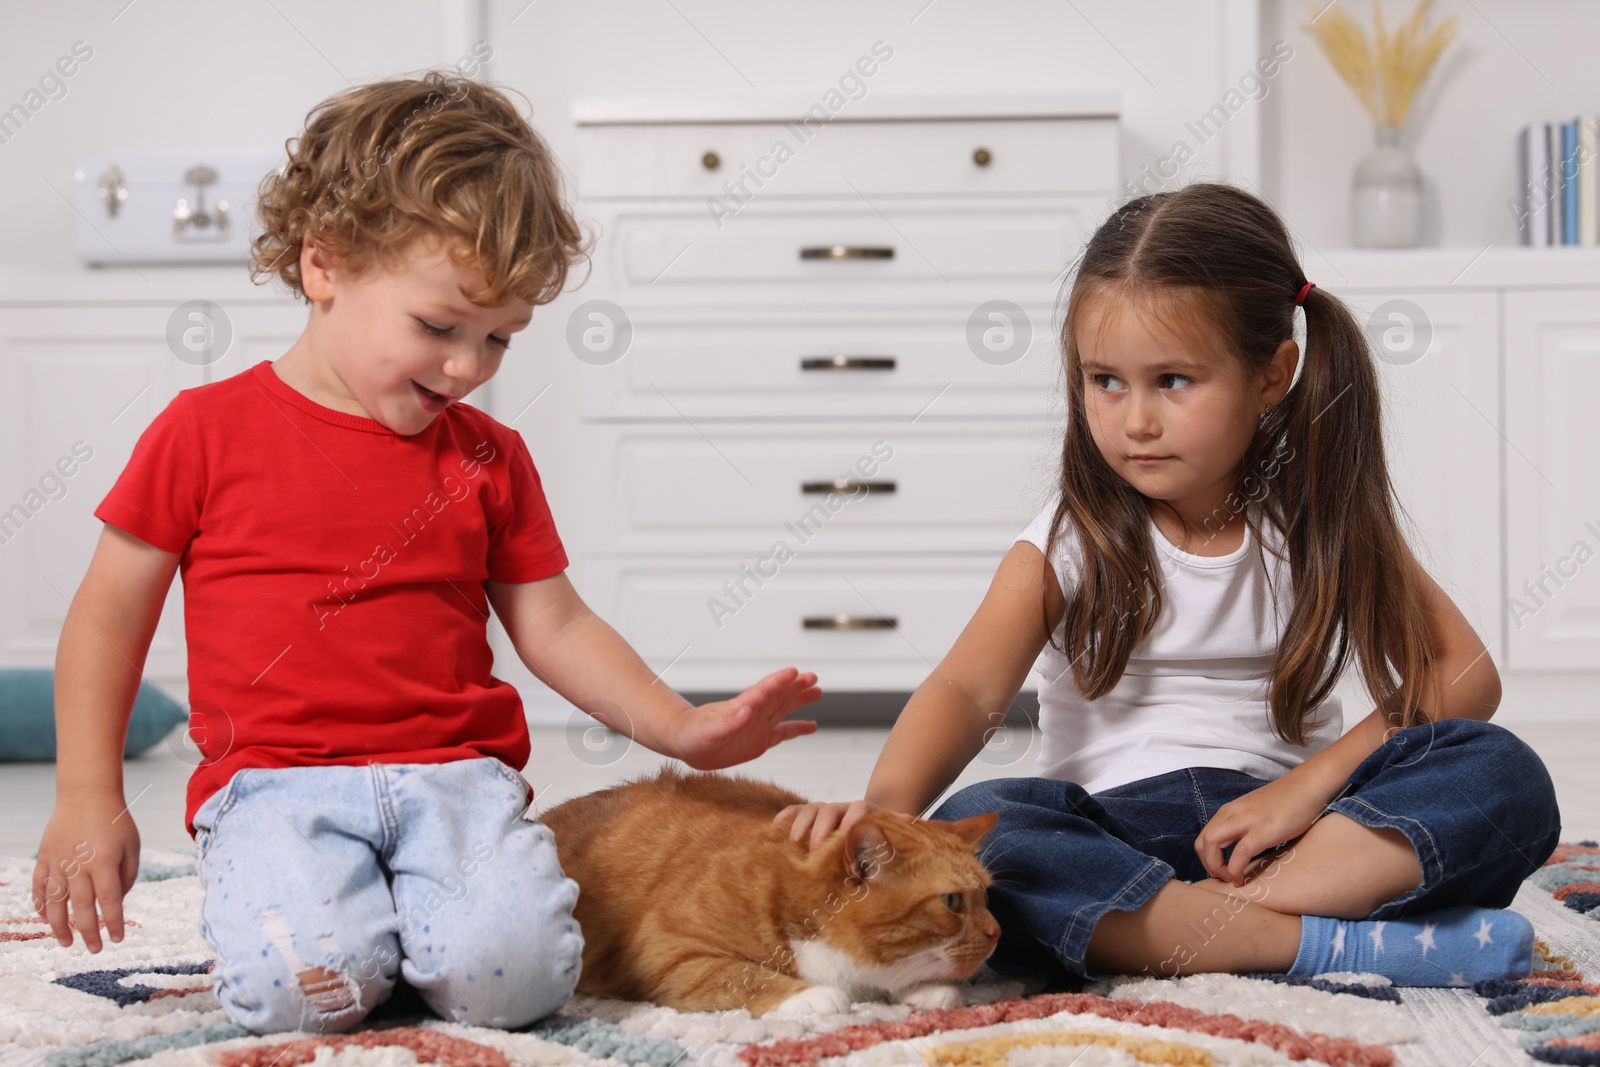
[973,147,992,167]
[701,150,720,171]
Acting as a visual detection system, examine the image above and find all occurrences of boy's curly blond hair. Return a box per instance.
[251,71,588,307]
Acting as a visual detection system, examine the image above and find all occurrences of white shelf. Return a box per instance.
[572,93,1121,126]
[0,262,298,306]
[1313,246,1600,290]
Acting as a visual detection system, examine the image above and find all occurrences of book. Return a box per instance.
[1549,123,1565,244]
[1562,119,1579,245]
[1520,123,1552,246]
[1582,116,1599,246]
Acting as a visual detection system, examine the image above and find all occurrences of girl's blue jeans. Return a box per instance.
[932,718,1562,981]
[192,756,583,1035]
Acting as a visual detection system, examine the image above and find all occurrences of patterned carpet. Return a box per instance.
[1,843,1596,1067]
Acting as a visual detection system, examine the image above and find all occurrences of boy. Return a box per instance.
[32,72,820,1035]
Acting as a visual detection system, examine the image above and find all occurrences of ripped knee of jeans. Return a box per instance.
[295,965,357,1013]
[257,909,360,1014]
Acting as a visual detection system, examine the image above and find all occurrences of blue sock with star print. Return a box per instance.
[1288,905,1534,986]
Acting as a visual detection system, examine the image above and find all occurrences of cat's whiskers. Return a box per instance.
[971,837,1033,879]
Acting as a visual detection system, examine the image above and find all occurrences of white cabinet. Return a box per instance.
[0,296,307,694]
[600,200,1102,292]
[584,556,1009,692]
[574,115,1118,200]
[1503,289,1600,670]
[576,304,1061,420]
[0,308,203,678]
[1319,257,1600,678]
[581,420,1058,556]
[571,97,1117,695]
[1323,288,1502,660]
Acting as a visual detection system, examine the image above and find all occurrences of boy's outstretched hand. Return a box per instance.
[674,666,821,770]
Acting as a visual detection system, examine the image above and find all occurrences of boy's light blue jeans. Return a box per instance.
[192,756,582,1034]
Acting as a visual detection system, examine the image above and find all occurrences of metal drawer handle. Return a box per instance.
[800,245,895,260]
[800,356,896,372]
[98,163,127,219]
[803,614,898,630]
[801,479,896,495]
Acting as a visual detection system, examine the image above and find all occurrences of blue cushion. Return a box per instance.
[0,668,187,761]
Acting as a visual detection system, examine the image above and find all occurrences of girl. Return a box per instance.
[777,182,1560,987]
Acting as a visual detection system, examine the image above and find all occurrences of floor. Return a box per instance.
[3,719,1598,857]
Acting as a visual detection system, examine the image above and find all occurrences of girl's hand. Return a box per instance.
[774,799,912,852]
[1193,773,1335,886]
[33,793,141,953]
[674,666,822,770]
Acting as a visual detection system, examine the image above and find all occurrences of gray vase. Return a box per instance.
[1352,123,1424,248]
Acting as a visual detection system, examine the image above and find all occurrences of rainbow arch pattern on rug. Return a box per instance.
[1469,840,1600,1065]
[2,843,1598,1066]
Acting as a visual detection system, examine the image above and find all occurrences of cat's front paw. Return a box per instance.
[896,983,962,1011]
[771,984,854,1017]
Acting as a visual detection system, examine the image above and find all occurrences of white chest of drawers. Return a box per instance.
[570,95,1120,698]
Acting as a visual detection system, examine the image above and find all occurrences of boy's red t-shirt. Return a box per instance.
[94,359,568,838]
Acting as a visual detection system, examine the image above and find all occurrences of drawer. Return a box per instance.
[605,200,1101,290]
[580,421,1059,554]
[572,555,1003,692]
[576,117,1118,199]
[578,306,1063,419]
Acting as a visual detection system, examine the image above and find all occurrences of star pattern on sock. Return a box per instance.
[1291,908,1534,987]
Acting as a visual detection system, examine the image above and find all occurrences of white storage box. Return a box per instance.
[73,154,278,266]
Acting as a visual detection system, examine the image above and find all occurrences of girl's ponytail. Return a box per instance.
[1048,183,1436,743]
[1259,283,1435,740]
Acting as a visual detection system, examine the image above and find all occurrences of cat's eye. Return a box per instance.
[940,892,963,912]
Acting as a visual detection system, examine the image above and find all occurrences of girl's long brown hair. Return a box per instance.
[1046,182,1434,743]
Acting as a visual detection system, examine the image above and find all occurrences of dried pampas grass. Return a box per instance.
[1305,0,1458,127]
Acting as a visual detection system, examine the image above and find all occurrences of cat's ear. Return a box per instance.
[947,812,998,848]
[845,817,896,881]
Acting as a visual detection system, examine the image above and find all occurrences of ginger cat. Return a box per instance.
[541,767,1000,1017]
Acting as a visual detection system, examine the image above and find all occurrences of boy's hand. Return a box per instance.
[774,799,912,852]
[33,792,141,953]
[674,666,821,770]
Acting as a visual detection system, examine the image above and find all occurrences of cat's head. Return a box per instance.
[796,811,1001,990]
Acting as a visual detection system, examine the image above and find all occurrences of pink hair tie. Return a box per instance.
[1295,281,1316,306]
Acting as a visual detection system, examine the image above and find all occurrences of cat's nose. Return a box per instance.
[983,922,1000,942]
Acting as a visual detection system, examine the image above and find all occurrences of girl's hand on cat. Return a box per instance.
[774,800,913,852]
[1193,772,1333,885]
[674,666,822,770]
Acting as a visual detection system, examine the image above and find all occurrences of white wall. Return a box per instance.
[1262,0,1600,249]
[6,1,1591,260]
